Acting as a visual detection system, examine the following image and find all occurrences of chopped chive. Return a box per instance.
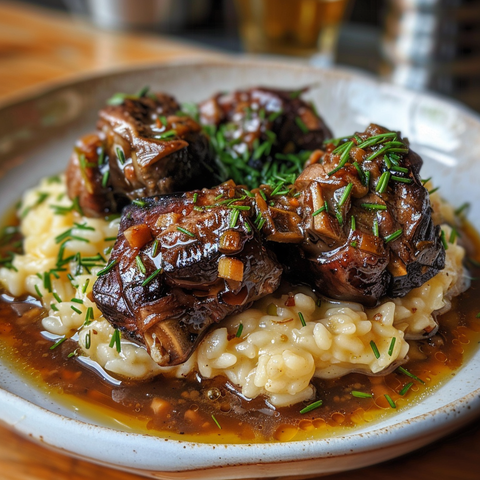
[350,241,358,248]
[85,307,94,325]
[67,349,78,359]
[215,194,223,201]
[151,239,159,257]
[85,331,91,349]
[82,279,90,294]
[327,141,354,176]
[141,268,163,287]
[373,218,379,237]
[53,292,62,303]
[351,215,356,231]
[298,311,306,327]
[384,394,396,409]
[97,147,105,166]
[388,337,396,356]
[104,236,117,242]
[116,147,126,165]
[101,170,110,188]
[370,340,380,359]
[300,400,323,414]
[109,329,122,353]
[176,226,196,238]
[236,323,243,338]
[192,193,198,204]
[50,337,66,350]
[268,110,283,122]
[155,129,177,140]
[136,85,150,97]
[71,298,84,304]
[391,165,409,173]
[295,117,309,134]
[230,209,240,229]
[397,366,425,384]
[211,414,222,429]
[336,212,343,225]
[34,284,43,298]
[399,382,414,396]
[449,228,457,244]
[351,391,372,399]
[136,255,146,274]
[376,171,391,194]
[97,259,118,276]
[245,221,252,233]
[391,175,412,184]
[338,183,354,207]
[243,189,254,198]
[384,229,403,243]
[361,203,387,211]
[312,205,327,217]
[71,305,82,315]
[260,190,267,202]
[132,199,146,207]
[428,186,440,195]
[289,89,303,99]
[50,304,59,312]
[440,230,448,250]
[455,202,470,217]
[43,272,52,292]
[353,161,366,185]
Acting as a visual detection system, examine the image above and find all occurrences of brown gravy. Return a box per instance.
[1,222,480,443]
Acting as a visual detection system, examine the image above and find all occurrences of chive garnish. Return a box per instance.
[370,340,380,359]
[102,170,110,188]
[327,141,354,176]
[376,171,391,194]
[132,199,146,207]
[155,129,177,140]
[136,255,146,274]
[71,305,82,315]
[82,279,90,294]
[230,209,240,228]
[353,161,366,185]
[351,391,372,399]
[192,193,198,204]
[141,268,163,287]
[300,400,323,414]
[351,215,356,231]
[43,272,52,292]
[312,205,327,217]
[176,226,196,238]
[295,117,309,133]
[85,307,94,325]
[211,414,222,429]
[50,304,59,312]
[397,366,425,384]
[236,323,243,338]
[440,230,448,250]
[388,337,396,356]
[116,147,126,165]
[361,203,387,211]
[97,259,118,276]
[350,241,358,248]
[384,229,403,243]
[71,298,84,304]
[399,382,414,396]
[85,331,91,349]
[390,165,409,173]
[53,292,62,303]
[455,202,470,217]
[428,186,440,195]
[109,329,122,353]
[50,337,66,350]
[336,212,343,226]
[338,183,353,207]
[151,239,159,257]
[289,89,303,99]
[104,236,117,242]
[67,349,78,359]
[373,218,379,237]
[449,228,457,243]
[260,190,267,202]
[268,110,283,122]
[391,175,412,184]
[384,394,396,409]
[34,284,43,298]
[298,312,306,327]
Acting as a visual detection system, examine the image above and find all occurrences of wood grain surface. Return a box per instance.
[0,2,479,479]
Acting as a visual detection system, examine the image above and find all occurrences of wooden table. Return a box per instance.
[1,2,479,479]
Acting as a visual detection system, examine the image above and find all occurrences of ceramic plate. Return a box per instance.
[1,60,480,480]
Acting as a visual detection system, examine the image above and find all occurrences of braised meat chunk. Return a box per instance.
[66,92,217,217]
[93,182,282,366]
[266,124,445,305]
[199,87,333,188]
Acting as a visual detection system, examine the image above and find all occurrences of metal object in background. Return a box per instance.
[382,0,480,111]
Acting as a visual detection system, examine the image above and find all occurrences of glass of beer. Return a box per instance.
[235,0,349,66]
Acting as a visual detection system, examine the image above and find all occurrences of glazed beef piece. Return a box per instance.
[66,93,217,217]
[259,124,445,305]
[198,87,333,187]
[93,182,282,366]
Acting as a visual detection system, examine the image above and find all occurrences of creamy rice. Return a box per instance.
[0,177,467,407]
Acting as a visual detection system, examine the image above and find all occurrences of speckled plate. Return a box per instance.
[1,60,480,479]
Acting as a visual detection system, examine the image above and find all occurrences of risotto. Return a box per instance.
[0,176,467,408]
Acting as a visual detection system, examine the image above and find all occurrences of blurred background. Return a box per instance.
[1,0,480,111]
